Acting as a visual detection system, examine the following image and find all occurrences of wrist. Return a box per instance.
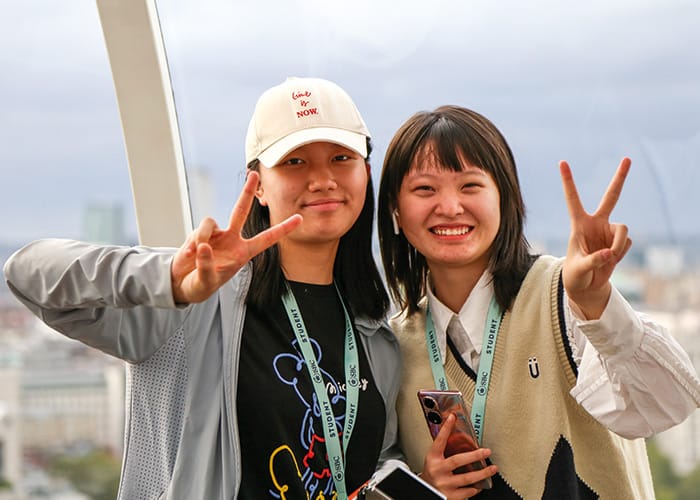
[568,284,611,320]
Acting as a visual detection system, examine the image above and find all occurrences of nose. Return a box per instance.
[434,192,464,217]
[307,162,337,191]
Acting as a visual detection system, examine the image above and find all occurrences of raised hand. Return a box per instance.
[171,171,302,303]
[421,414,498,499]
[560,157,633,319]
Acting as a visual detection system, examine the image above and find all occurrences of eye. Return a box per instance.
[332,154,351,162]
[413,184,435,193]
[282,157,305,166]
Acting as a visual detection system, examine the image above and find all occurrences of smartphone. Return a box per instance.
[417,389,492,489]
[358,463,446,499]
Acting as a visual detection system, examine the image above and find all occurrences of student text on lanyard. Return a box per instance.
[425,295,502,444]
[281,283,359,500]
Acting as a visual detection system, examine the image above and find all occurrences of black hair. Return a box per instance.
[378,105,532,314]
[243,138,390,320]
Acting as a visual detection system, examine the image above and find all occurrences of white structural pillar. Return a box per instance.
[96,0,192,247]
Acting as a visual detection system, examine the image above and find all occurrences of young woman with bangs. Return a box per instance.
[377,105,700,499]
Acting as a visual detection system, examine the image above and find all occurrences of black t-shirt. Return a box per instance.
[237,281,386,499]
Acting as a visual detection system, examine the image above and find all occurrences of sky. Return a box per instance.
[1,0,699,248]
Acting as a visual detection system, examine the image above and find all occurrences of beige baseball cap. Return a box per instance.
[245,77,370,167]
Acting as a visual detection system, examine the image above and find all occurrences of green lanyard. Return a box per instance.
[281,283,359,500]
[425,295,502,444]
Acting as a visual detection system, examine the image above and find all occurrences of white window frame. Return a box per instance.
[96,0,192,247]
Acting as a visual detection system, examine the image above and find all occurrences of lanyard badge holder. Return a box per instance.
[282,284,359,500]
[425,296,503,444]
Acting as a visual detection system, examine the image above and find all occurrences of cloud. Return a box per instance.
[1,0,699,245]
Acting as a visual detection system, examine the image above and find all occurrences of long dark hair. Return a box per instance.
[243,138,390,320]
[378,105,532,314]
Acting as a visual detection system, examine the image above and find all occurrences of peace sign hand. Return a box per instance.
[560,157,633,320]
[170,171,302,304]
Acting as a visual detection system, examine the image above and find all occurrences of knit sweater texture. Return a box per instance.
[392,255,654,499]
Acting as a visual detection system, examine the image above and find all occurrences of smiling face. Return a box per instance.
[396,147,500,275]
[256,141,370,248]
[378,105,528,313]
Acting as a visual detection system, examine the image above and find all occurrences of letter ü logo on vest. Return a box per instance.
[528,357,540,379]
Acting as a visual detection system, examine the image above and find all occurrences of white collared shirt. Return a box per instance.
[427,270,492,364]
[426,269,700,439]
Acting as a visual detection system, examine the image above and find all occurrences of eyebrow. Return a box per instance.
[406,166,487,178]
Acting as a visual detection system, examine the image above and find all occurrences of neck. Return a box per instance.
[429,264,486,313]
[279,240,339,284]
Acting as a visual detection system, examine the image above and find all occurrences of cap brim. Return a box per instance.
[257,127,368,168]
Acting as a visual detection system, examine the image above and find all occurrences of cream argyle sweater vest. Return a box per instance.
[392,256,654,499]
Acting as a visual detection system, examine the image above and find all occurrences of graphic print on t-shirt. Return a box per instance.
[268,336,369,499]
[236,282,384,500]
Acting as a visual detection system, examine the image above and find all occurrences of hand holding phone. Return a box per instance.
[418,389,493,490]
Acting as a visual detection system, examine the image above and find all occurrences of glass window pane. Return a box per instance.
[2,1,698,496]
[157,1,700,247]
[0,2,136,247]
[157,0,700,482]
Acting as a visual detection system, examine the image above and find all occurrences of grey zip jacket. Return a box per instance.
[4,239,403,499]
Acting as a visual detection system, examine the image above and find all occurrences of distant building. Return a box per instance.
[187,166,215,226]
[646,309,700,475]
[20,336,124,456]
[1,307,125,462]
[0,353,22,497]
[82,202,126,245]
[645,244,684,278]
[610,268,645,305]
[0,305,124,499]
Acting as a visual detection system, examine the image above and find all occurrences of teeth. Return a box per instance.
[433,227,470,236]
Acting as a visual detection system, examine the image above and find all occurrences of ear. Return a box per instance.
[255,181,268,207]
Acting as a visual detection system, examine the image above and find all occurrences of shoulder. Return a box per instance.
[510,255,565,321]
[527,254,564,275]
[355,314,396,343]
[389,297,426,326]
[354,315,402,379]
[519,255,564,292]
[388,299,429,348]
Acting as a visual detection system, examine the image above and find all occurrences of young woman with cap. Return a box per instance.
[376,105,700,499]
[4,77,402,499]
